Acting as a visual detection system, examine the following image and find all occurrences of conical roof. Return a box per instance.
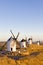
[28,38,32,40]
[21,39,26,42]
[7,36,12,41]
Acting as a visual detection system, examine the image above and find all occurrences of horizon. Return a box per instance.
[0,0,43,41]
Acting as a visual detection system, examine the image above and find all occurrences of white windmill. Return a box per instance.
[37,41,40,46]
[20,36,27,48]
[7,30,20,52]
[28,37,32,45]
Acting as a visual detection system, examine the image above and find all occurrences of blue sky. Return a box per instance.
[0,0,43,41]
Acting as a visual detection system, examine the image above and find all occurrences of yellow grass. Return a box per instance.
[0,44,43,65]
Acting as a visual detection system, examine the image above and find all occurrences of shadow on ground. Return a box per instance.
[7,51,40,60]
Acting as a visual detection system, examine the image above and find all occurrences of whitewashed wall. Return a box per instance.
[37,42,39,45]
[29,40,32,44]
[20,42,26,48]
[7,37,16,51]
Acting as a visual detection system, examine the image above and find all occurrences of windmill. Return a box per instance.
[37,41,40,45]
[20,35,27,48]
[28,36,32,45]
[0,30,20,51]
[7,30,20,52]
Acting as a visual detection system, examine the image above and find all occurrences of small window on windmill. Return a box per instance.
[11,48,13,51]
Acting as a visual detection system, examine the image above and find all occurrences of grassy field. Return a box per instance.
[0,44,43,65]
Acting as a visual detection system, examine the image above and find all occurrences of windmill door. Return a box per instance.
[11,48,13,51]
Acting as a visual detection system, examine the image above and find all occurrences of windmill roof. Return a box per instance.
[21,39,26,42]
[7,36,17,42]
[13,38,16,40]
[7,36,12,41]
[28,38,32,40]
[36,41,40,42]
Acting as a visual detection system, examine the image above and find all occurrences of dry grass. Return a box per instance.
[0,44,43,65]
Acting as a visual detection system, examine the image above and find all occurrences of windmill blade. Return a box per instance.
[25,35,27,40]
[25,37,27,41]
[10,30,15,38]
[0,42,6,51]
[25,35,27,43]
[16,32,20,40]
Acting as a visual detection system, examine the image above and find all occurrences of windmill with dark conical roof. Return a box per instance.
[7,30,20,52]
[28,37,32,45]
[20,36,27,48]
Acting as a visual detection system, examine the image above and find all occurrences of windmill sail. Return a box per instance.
[0,42,6,51]
[10,30,15,38]
[16,32,20,40]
